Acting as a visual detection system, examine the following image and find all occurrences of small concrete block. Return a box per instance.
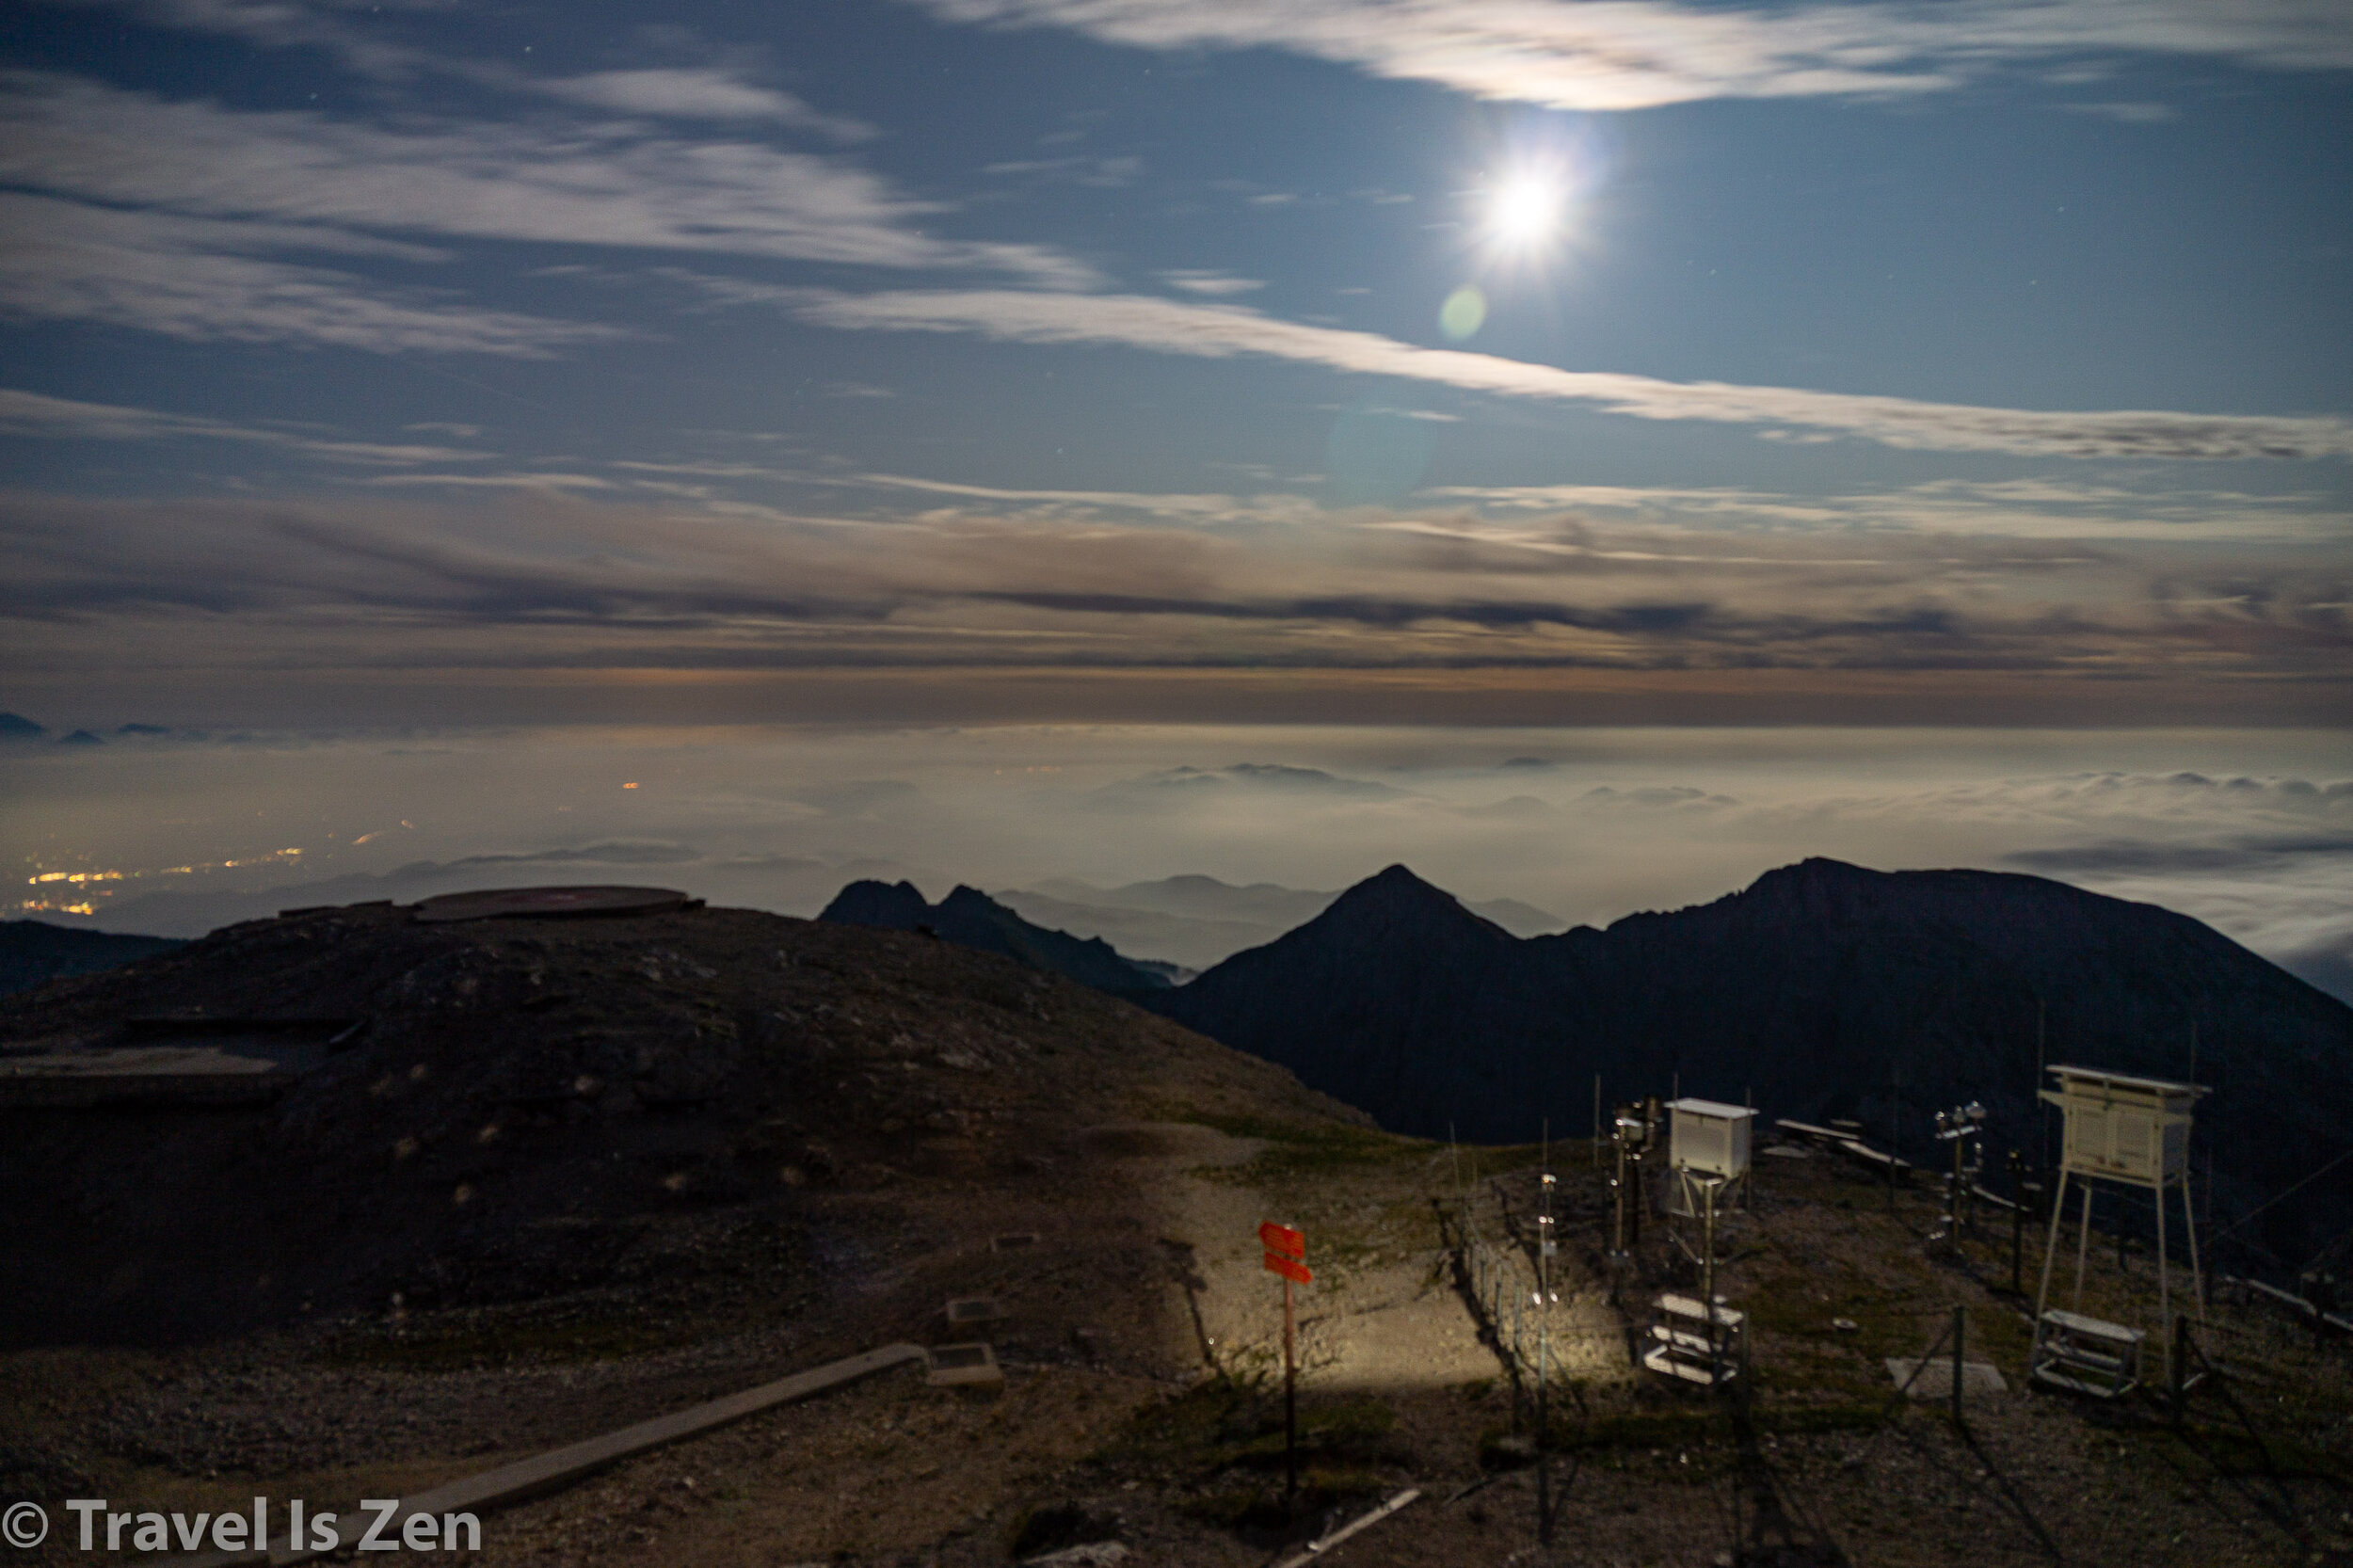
[925,1342,1005,1397]
[945,1296,1004,1326]
[1886,1357,2009,1398]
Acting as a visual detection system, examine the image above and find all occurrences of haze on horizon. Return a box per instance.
[5,722,2349,1007]
[1,1,2346,1000]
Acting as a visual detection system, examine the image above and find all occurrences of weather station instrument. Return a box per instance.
[2029,1065,2208,1397]
[1642,1097,1755,1387]
[1928,1100,1988,1253]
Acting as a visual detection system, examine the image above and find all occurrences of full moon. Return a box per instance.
[1486,176,1560,248]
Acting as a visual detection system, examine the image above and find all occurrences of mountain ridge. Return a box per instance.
[819,879,1170,992]
[0,920,186,996]
[994,872,1561,970]
[1147,857,2353,1272]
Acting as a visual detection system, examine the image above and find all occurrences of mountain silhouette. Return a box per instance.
[997,872,1560,970]
[1,920,185,996]
[820,880,1170,993]
[1148,858,2353,1272]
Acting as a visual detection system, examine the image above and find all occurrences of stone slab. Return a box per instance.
[925,1342,1005,1395]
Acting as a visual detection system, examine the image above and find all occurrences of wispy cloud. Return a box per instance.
[983,153,1144,186]
[1420,477,2353,540]
[528,69,878,138]
[2063,100,2179,123]
[0,69,1097,291]
[0,385,490,463]
[1160,269,1267,296]
[3,488,2343,704]
[910,0,2353,112]
[0,192,622,355]
[832,472,1322,521]
[70,2,885,136]
[361,472,618,490]
[721,283,2353,461]
[72,0,440,80]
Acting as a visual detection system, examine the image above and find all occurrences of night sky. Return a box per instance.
[3,1,2348,995]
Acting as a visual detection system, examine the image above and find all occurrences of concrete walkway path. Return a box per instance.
[165,1341,927,1566]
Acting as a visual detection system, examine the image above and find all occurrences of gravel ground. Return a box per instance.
[4,904,2350,1565]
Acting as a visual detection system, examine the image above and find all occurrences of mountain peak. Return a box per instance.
[1264,865,1507,949]
[1738,856,1875,899]
[818,879,930,929]
[821,879,1167,991]
[1339,862,1441,899]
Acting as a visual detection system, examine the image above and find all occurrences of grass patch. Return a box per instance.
[1180,1114,1432,1182]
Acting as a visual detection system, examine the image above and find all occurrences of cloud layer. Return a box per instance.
[0,387,490,463]
[11,724,2349,1009]
[0,193,621,356]
[0,67,1093,352]
[763,285,2353,461]
[2,485,2343,724]
[913,0,2353,111]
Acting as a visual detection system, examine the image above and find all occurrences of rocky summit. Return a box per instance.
[0,898,1345,1346]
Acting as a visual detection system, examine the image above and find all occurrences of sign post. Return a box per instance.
[1260,1221,1309,1503]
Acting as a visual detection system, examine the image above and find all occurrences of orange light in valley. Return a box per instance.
[622,782,640,790]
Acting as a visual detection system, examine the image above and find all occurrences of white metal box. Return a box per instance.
[1667,1097,1756,1181]
[2042,1054,2202,1176]
[2040,1066,2202,1185]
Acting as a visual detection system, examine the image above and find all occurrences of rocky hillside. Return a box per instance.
[1150,859,2353,1272]
[0,899,1354,1346]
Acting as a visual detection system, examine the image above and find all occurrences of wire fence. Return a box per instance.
[1456,1194,1571,1391]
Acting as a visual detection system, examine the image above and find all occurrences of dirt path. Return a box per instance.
[1085,1121,1502,1394]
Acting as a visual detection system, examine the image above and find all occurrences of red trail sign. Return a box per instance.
[1259,1220,1308,1499]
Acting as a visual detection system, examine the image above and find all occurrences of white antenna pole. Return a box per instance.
[1536,1117,1553,1543]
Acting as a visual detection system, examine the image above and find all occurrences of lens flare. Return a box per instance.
[1439,285,1487,340]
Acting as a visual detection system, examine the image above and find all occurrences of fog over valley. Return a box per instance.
[9,722,2348,1003]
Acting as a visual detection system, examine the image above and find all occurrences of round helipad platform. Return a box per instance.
[409,886,694,923]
